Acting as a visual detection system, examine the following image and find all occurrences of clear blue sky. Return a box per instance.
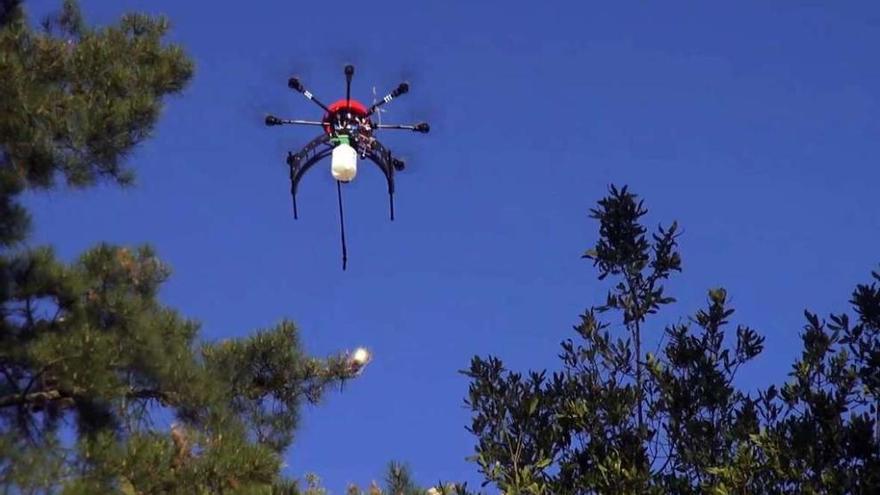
[23,0,880,491]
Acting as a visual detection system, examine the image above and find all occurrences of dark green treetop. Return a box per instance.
[1,2,361,492]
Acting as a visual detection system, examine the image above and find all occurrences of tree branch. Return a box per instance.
[0,387,174,409]
[0,389,67,408]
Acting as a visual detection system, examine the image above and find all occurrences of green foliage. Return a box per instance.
[337,462,472,495]
[202,322,357,453]
[0,3,361,492]
[463,185,879,494]
[744,282,880,493]
[381,461,423,495]
[0,0,193,246]
[1,0,192,185]
[0,241,360,492]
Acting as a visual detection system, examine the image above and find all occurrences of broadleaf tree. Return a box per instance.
[1,2,364,492]
[463,185,880,494]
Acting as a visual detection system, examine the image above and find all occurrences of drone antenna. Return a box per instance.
[371,86,384,126]
[367,82,409,117]
[336,180,348,270]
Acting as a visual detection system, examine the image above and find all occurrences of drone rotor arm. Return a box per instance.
[375,122,430,133]
[266,116,326,127]
[345,64,354,108]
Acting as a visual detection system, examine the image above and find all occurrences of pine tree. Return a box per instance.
[1,2,362,492]
[336,462,470,495]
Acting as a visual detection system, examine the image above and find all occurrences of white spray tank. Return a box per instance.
[331,135,357,182]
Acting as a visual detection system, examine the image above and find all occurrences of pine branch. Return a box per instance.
[0,386,174,409]
[0,389,69,408]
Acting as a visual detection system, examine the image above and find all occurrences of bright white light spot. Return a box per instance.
[351,347,371,366]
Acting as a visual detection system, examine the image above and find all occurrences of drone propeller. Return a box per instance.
[375,122,429,133]
[242,80,286,123]
[388,148,421,174]
[264,115,325,127]
[328,44,369,73]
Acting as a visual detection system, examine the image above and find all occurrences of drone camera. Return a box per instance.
[414,122,430,133]
[288,77,304,92]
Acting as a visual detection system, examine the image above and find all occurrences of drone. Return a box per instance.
[264,64,429,270]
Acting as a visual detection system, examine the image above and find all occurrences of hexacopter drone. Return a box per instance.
[264,64,429,270]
